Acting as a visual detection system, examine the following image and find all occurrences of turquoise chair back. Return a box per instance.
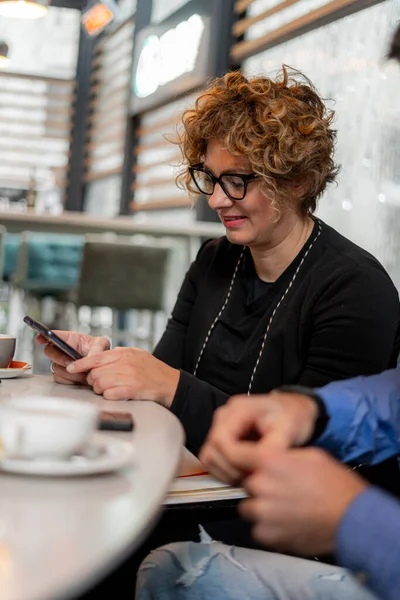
[13,233,84,297]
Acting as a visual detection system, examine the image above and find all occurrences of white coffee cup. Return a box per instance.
[0,334,16,368]
[0,396,99,460]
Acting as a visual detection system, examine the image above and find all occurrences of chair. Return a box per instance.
[74,236,172,350]
[0,224,5,280]
[7,232,84,368]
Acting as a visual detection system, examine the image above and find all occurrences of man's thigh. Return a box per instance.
[136,541,379,600]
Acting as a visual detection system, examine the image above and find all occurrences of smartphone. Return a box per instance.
[23,315,83,361]
[98,411,134,432]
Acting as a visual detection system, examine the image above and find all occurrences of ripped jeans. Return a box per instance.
[136,535,379,600]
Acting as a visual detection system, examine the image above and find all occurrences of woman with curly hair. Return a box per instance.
[44,67,399,490]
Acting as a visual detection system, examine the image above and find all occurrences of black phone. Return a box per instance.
[23,315,83,361]
[98,411,134,432]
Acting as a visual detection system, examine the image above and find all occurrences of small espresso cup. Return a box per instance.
[0,334,16,368]
[0,396,98,460]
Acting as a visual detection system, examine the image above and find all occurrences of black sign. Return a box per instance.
[130,0,227,115]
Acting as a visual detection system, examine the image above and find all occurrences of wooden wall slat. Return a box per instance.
[231,0,366,63]
[235,0,256,14]
[233,0,301,37]
[133,154,182,174]
[84,148,124,168]
[130,198,192,211]
[132,176,178,191]
[84,165,122,183]
[85,131,126,152]
[134,138,172,154]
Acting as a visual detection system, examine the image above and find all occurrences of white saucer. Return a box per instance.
[0,362,31,379]
[0,433,135,477]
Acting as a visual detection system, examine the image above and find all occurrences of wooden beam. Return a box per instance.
[0,158,68,169]
[133,154,182,173]
[84,165,122,183]
[89,83,128,107]
[87,99,128,125]
[0,71,75,86]
[131,176,176,191]
[0,89,75,101]
[230,0,382,63]
[84,149,123,168]
[129,198,192,212]
[0,131,71,141]
[233,0,301,37]
[235,0,256,14]
[0,117,71,130]
[134,138,172,154]
[137,114,180,136]
[86,120,126,142]
[85,131,126,153]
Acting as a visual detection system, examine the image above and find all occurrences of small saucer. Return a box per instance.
[0,433,135,477]
[0,361,31,379]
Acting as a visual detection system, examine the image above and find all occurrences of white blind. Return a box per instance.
[0,71,75,192]
[84,18,134,184]
[131,93,198,212]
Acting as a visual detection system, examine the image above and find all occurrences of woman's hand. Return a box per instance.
[66,347,180,407]
[36,331,110,386]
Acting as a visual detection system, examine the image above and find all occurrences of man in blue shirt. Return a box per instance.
[138,341,400,600]
[136,27,400,600]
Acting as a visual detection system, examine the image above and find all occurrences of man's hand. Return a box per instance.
[239,448,367,555]
[199,392,318,485]
[36,331,110,386]
[66,347,180,406]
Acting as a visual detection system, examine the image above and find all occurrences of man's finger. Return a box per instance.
[200,446,242,485]
[219,441,261,473]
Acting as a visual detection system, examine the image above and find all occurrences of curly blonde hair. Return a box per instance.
[176,66,340,215]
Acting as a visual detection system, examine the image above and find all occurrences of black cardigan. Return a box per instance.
[154,220,400,460]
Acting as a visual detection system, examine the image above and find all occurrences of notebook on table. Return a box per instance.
[165,447,247,505]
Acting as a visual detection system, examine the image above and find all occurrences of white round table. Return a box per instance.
[0,374,184,600]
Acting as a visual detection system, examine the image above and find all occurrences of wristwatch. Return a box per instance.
[275,384,330,444]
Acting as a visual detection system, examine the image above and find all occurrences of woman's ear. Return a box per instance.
[288,178,309,200]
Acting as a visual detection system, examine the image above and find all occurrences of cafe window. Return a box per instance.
[242,0,400,285]
[83,17,134,214]
[130,92,198,220]
[0,6,80,211]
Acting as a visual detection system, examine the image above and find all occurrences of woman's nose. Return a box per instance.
[207,183,234,211]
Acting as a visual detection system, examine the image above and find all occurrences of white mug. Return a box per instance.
[0,396,98,460]
[0,334,16,368]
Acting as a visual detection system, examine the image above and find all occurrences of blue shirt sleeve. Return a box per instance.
[315,367,400,464]
[336,486,400,600]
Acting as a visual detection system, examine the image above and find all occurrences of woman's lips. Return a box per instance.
[222,216,247,228]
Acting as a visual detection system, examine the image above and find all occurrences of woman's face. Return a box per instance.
[204,140,293,249]
[204,140,301,249]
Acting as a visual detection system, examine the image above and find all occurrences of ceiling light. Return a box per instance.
[0,0,48,19]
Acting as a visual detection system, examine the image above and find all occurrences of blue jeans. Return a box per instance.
[136,540,379,600]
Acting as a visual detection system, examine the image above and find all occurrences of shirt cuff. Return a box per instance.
[315,384,356,461]
[336,486,400,598]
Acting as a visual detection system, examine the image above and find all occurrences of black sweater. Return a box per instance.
[154,219,400,459]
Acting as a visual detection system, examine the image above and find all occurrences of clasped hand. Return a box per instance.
[200,393,367,555]
[37,331,180,407]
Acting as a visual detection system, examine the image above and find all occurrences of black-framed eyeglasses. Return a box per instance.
[188,164,258,200]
